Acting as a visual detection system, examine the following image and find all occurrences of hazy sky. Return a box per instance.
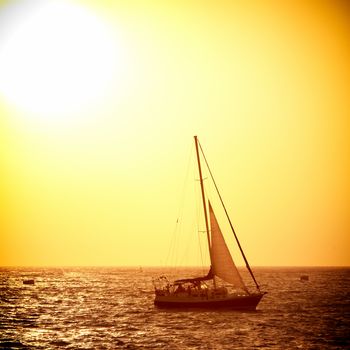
[1,0,349,266]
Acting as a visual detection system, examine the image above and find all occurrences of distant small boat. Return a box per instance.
[300,275,309,281]
[153,136,266,310]
[23,279,35,285]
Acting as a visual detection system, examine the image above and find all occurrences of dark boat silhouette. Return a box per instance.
[153,136,266,310]
[23,279,35,285]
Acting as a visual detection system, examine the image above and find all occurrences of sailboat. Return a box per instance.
[153,136,266,310]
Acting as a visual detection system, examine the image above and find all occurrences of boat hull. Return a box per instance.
[154,293,264,310]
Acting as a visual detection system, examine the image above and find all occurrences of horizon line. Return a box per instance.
[1,265,349,268]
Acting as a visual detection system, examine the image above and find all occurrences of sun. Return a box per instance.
[0,0,121,122]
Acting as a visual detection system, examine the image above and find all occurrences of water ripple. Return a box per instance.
[0,267,349,349]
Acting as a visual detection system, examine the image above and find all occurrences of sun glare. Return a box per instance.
[0,0,121,122]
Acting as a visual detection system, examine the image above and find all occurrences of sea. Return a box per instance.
[0,267,349,349]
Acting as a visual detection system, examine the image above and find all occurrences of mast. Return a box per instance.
[194,136,213,268]
[198,140,261,292]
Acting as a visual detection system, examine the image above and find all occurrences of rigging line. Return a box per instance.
[198,140,261,292]
[164,220,179,267]
[180,214,196,266]
[177,141,195,224]
[165,140,194,267]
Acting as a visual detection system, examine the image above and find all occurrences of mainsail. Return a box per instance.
[209,201,247,291]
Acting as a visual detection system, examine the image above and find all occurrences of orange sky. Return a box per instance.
[0,0,349,266]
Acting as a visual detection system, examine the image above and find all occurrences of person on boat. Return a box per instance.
[175,284,185,293]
